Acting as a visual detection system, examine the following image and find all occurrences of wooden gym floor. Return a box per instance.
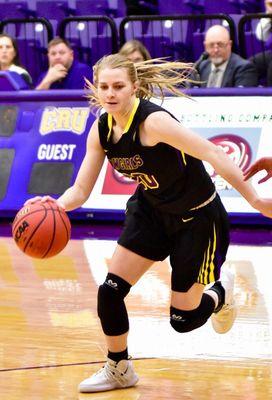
[0,222,272,399]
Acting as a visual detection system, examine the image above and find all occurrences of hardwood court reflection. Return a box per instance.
[0,234,272,399]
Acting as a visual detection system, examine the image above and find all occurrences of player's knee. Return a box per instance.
[169,305,209,333]
[97,273,131,335]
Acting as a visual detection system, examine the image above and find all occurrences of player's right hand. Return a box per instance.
[24,196,64,209]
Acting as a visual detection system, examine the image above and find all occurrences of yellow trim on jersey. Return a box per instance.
[107,113,113,142]
[180,150,187,166]
[107,98,140,142]
[123,98,140,133]
[197,223,216,285]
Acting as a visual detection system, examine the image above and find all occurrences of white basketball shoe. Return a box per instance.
[78,357,139,393]
[210,269,237,334]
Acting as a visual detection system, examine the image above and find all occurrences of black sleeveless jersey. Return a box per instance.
[98,98,215,214]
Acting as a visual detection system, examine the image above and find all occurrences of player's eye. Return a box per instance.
[114,85,124,90]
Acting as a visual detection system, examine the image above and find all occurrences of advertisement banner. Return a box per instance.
[1,94,272,220]
[84,96,272,215]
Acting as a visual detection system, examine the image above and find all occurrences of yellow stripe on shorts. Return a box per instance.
[197,223,216,285]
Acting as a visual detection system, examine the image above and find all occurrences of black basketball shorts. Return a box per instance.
[118,192,230,292]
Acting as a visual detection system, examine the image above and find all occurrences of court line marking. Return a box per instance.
[0,357,156,373]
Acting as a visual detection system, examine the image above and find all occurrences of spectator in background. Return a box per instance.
[251,0,272,85]
[35,37,92,90]
[196,25,258,88]
[119,39,151,62]
[0,33,32,88]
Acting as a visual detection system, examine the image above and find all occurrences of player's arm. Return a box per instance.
[25,119,105,211]
[143,111,272,218]
[57,119,105,211]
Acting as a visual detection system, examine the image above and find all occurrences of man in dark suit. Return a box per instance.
[196,25,258,88]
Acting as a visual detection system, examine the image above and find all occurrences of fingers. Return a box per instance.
[24,195,56,206]
[24,196,43,205]
[258,173,272,184]
[56,200,66,211]
[243,167,258,181]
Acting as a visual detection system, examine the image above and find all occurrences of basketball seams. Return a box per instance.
[12,201,71,258]
[23,208,49,254]
[12,208,47,234]
[56,207,70,244]
[12,203,60,233]
[42,202,57,258]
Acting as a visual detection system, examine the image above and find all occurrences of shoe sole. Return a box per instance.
[78,375,139,393]
[211,303,237,334]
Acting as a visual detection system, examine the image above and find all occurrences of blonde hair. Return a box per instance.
[86,53,193,114]
[119,39,151,61]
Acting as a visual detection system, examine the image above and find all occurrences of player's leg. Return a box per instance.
[78,245,154,393]
[170,270,236,334]
[79,194,169,393]
[169,194,236,334]
[206,268,237,334]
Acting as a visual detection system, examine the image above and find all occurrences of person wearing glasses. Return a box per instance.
[196,25,258,88]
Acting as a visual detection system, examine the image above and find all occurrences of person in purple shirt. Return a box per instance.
[35,37,92,90]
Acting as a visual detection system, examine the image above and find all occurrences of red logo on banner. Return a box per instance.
[207,134,252,191]
[209,134,252,171]
[102,163,137,194]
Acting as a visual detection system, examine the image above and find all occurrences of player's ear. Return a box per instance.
[133,80,139,94]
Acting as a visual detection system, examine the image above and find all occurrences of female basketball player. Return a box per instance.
[25,54,272,393]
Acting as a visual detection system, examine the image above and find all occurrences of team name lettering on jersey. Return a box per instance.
[109,154,159,190]
[109,154,143,170]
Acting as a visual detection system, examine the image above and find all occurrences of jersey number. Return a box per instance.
[123,172,159,190]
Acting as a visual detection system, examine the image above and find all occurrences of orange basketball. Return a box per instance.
[12,200,71,258]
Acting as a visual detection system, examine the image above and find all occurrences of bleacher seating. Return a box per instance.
[0,0,270,86]
[119,14,236,62]
[159,0,204,15]
[74,0,114,17]
[0,1,35,20]
[57,16,118,66]
[35,1,75,33]
[0,18,53,84]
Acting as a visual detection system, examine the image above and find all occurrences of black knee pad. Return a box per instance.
[170,293,215,333]
[97,273,131,336]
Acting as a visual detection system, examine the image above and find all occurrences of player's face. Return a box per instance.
[0,37,16,68]
[97,67,137,114]
[48,43,74,69]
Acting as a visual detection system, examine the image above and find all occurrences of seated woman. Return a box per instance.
[119,39,151,63]
[0,33,32,88]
